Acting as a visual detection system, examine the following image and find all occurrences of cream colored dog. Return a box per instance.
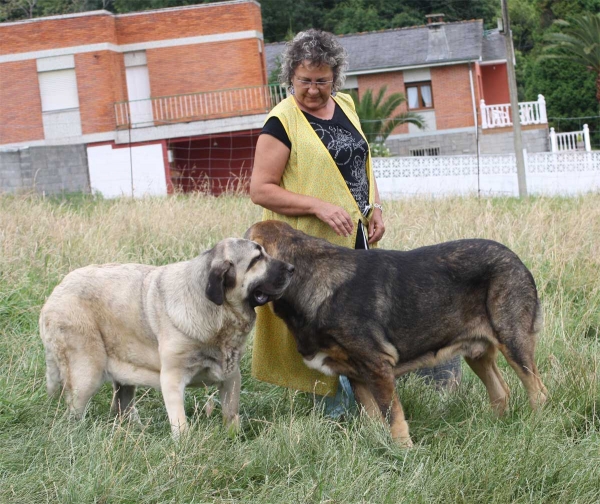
[39,238,294,436]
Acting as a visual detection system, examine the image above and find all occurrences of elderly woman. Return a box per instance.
[250,29,459,415]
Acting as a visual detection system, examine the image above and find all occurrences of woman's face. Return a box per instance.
[292,61,334,113]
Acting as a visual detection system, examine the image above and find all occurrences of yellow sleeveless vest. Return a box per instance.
[251,92,376,396]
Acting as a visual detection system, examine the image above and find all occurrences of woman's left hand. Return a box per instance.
[367,209,385,244]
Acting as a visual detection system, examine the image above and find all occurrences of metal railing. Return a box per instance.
[114,84,287,129]
[480,94,548,129]
[550,124,591,152]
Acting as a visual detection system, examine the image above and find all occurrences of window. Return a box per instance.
[39,69,80,112]
[409,147,440,157]
[37,55,82,139]
[406,82,433,110]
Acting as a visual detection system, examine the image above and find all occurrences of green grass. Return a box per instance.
[1,193,599,503]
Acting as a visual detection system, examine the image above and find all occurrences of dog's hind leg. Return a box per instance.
[464,346,510,415]
[498,342,547,410]
[65,355,105,419]
[488,283,547,410]
[111,382,137,415]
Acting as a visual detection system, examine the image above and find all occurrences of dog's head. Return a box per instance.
[204,237,294,308]
[244,220,298,259]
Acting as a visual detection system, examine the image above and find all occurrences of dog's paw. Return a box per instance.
[223,414,240,439]
[170,421,189,441]
[395,436,414,448]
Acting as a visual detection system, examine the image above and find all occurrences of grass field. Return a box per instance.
[1,192,599,503]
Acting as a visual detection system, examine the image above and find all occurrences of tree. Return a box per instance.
[323,0,381,34]
[508,0,538,53]
[0,0,38,20]
[524,56,598,145]
[540,12,600,102]
[348,86,424,154]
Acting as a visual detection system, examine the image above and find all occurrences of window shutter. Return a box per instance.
[38,69,80,112]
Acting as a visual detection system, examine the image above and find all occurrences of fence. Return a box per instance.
[480,95,547,129]
[373,150,600,198]
[550,124,591,152]
[77,141,599,199]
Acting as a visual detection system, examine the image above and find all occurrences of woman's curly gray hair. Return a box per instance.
[279,29,348,92]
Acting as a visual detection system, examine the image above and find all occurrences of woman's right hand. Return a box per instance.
[250,134,353,237]
[313,201,354,237]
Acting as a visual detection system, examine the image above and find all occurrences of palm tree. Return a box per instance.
[348,86,424,154]
[540,13,600,102]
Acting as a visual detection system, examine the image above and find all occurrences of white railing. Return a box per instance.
[480,94,548,129]
[114,84,287,129]
[550,124,591,152]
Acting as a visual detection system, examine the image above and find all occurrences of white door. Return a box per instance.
[126,65,153,127]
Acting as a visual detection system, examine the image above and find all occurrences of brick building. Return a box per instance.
[0,0,277,196]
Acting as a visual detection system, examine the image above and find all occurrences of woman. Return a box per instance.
[250,29,380,411]
[250,29,458,414]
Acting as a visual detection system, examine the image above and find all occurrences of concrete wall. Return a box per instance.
[387,129,477,156]
[480,127,549,154]
[374,151,600,198]
[0,145,89,194]
[387,126,549,157]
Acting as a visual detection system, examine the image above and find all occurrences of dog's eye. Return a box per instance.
[246,253,262,271]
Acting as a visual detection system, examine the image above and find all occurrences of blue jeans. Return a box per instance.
[319,375,356,419]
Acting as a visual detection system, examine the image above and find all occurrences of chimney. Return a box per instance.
[425,13,450,61]
[425,13,445,27]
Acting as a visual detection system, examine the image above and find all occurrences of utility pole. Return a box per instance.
[501,0,527,197]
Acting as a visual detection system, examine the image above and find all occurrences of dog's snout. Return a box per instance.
[286,263,295,274]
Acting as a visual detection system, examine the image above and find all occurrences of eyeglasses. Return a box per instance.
[294,77,334,89]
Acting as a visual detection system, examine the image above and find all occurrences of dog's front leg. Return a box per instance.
[160,367,189,438]
[353,376,412,447]
[221,345,241,377]
[219,367,241,435]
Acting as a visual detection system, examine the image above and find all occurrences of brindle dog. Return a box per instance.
[245,220,548,446]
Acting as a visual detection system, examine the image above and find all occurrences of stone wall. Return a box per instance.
[0,145,90,194]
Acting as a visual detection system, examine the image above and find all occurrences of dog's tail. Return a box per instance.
[39,313,62,397]
[531,299,544,337]
[44,347,62,397]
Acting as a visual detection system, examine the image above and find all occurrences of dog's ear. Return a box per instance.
[205,259,234,306]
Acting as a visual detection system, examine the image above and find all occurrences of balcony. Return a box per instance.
[480,95,547,129]
[114,84,287,129]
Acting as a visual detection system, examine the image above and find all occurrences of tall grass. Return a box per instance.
[1,192,599,503]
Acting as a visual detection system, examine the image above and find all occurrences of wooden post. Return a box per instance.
[501,0,527,197]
